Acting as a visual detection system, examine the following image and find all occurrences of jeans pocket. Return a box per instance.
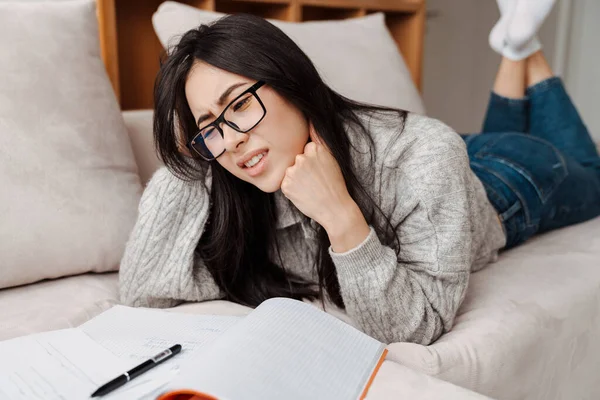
[474,133,569,204]
[475,170,529,248]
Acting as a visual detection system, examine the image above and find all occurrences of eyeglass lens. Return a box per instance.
[191,91,264,160]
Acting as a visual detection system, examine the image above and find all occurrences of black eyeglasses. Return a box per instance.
[187,81,267,161]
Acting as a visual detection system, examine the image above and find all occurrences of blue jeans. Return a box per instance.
[462,77,600,249]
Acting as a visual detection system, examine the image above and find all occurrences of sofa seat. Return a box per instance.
[2,110,598,399]
[0,218,600,399]
[388,216,600,400]
[0,278,496,400]
[2,216,599,400]
[0,272,254,342]
[0,273,119,341]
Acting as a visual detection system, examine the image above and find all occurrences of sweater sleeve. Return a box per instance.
[118,166,222,308]
[329,127,472,345]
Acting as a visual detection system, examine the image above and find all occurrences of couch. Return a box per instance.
[1,109,599,399]
[2,1,600,399]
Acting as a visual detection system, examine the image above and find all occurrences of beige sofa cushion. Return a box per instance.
[0,274,491,400]
[0,0,142,289]
[152,1,425,114]
[122,110,162,186]
[1,206,598,399]
[0,273,119,341]
[386,216,600,400]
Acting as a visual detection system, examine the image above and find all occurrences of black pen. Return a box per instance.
[91,344,182,397]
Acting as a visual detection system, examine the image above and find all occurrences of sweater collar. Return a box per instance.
[273,189,319,240]
[273,189,303,229]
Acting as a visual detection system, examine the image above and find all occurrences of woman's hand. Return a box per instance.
[281,123,370,252]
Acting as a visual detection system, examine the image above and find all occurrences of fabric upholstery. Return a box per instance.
[386,216,600,400]
[0,0,142,289]
[0,273,119,341]
[1,109,599,399]
[122,110,163,186]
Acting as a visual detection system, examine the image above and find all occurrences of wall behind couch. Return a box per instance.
[423,0,599,143]
[563,0,600,143]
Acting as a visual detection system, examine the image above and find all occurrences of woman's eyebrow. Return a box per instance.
[196,82,248,127]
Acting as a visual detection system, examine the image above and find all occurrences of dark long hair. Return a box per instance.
[153,14,406,309]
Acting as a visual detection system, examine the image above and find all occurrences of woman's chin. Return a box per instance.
[253,171,285,193]
[237,161,287,193]
[256,179,282,193]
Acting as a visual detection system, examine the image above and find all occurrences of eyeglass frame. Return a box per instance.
[187,80,267,161]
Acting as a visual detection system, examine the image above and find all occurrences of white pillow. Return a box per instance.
[152,1,425,114]
[0,0,143,289]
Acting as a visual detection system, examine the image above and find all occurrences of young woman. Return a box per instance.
[119,0,600,345]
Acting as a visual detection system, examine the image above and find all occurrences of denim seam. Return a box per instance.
[499,201,522,222]
[526,76,562,97]
[470,161,532,226]
[479,180,509,211]
[491,92,529,107]
[477,154,548,203]
[473,133,506,154]
[475,135,569,203]
[471,161,509,210]
[518,135,570,198]
[503,205,523,248]
[478,179,517,237]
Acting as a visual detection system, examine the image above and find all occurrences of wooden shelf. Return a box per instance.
[100,0,425,110]
[302,5,366,21]
[216,1,292,19]
[231,0,291,4]
[299,0,421,13]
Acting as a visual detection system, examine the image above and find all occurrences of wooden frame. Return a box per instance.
[96,0,426,110]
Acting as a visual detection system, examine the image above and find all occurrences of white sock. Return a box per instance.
[489,0,517,55]
[508,0,556,49]
[502,36,541,61]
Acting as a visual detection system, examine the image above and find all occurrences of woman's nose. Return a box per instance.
[222,123,248,152]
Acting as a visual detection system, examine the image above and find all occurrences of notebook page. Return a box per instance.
[81,305,240,362]
[80,305,241,400]
[0,329,129,400]
[164,297,386,400]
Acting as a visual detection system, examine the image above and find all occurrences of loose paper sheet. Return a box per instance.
[0,329,129,400]
[80,306,241,399]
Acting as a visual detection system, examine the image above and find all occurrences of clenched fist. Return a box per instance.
[281,123,370,252]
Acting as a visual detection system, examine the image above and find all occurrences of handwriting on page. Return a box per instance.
[79,306,242,399]
[81,306,240,363]
[0,329,129,400]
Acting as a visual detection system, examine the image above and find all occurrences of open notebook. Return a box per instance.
[0,298,386,400]
[154,298,387,400]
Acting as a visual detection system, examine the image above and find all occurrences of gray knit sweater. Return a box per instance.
[118,112,506,345]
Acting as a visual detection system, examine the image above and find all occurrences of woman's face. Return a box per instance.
[185,61,309,193]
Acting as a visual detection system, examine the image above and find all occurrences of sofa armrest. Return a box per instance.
[369,361,493,399]
[122,109,162,186]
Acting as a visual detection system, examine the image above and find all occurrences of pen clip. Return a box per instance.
[152,349,173,363]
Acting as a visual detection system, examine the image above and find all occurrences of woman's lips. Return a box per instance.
[243,150,268,177]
